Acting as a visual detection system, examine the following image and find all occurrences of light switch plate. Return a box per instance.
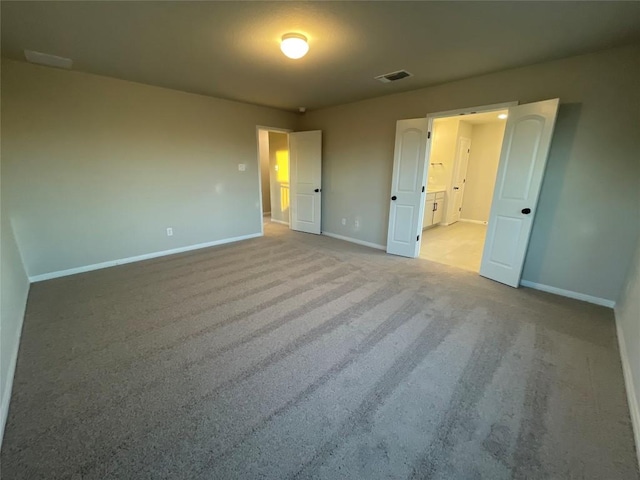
[238,164,246,172]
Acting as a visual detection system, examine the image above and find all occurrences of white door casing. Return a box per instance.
[289,130,322,234]
[450,137,471,224]
[480,98,560,287]
[386,118,429,257]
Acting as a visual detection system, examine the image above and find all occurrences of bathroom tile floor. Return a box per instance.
[420,222,487,272]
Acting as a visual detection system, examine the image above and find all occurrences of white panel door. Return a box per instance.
[450,137,471,224]
[386,118,429,257]
[290,130,322,234]
[480,99,559,287]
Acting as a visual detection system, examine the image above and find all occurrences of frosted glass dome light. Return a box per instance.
[281,33,309,59]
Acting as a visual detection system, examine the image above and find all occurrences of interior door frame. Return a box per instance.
[255,125,293,236]
[419,101,518,235]
[447,135,472,225]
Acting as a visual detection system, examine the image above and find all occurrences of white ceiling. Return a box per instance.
[2,2,639,111]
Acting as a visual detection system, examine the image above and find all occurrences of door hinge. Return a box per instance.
[427,131,431,139]
[459,207,462,211]
[417,235,420,241]
[422,186,425,192]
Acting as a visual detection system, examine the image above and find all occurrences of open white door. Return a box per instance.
[289,130,322,234]
[386,118,429,257]
[449,136,471,224]
[480,98,559,287]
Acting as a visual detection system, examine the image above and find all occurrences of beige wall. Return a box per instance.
[615,235,640,460]
[444,120,472,224]
[461,122,506,223]
[1,59,297,277]
[0,197,30,440]
[268,132,290,224]
[300,45,640,302]
[427,117,459,188]
[258,129,271,214]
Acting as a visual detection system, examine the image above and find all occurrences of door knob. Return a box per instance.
[314,188,320,192]
[453,187,459,190]
[391,196,397,201]
[521,208,531,214]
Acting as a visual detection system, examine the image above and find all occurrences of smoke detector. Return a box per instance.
[24,50,73,69]
[375,69,413,83]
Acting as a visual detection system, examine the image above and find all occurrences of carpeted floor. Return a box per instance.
[2,222,638,479]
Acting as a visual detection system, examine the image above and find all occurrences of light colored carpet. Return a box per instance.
[2,222,638,479]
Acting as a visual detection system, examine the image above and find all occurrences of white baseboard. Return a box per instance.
[460,218,488,225]
[615,318,640,469]
[322,231,386,251]
[29,232,263,282]
[270,218,289,226]
[519,280,615,308]
[0,293,28,446]
[262,211,271,216]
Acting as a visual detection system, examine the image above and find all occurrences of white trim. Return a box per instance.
[615,316,640,470]
[255,125,293,134]
[519,280,615,308]
[460,218,488,225]
[425,101,519,120]
[322,231,386,251]
[29,233,262,282]
[0,293,28,445]
[262,211,271,216]
[270,218,290,226]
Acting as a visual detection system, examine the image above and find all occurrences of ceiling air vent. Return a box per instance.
[375,69,413,83]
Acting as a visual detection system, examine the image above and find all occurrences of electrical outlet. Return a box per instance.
[341,218,346,226]
[166,227,173,237]
[238,163,246,172]
[354,220,360,228]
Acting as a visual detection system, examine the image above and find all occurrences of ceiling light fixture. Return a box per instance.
[281,33,309,59]
[498,113,508,119]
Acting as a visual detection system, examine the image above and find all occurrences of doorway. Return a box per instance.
[256,127,323,236]
[420,110,508,272]
[257,128,291,227]
[386,99,560,288]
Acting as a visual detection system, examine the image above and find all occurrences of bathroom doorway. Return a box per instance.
[386,98,559,287]
[420,110,508,272]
